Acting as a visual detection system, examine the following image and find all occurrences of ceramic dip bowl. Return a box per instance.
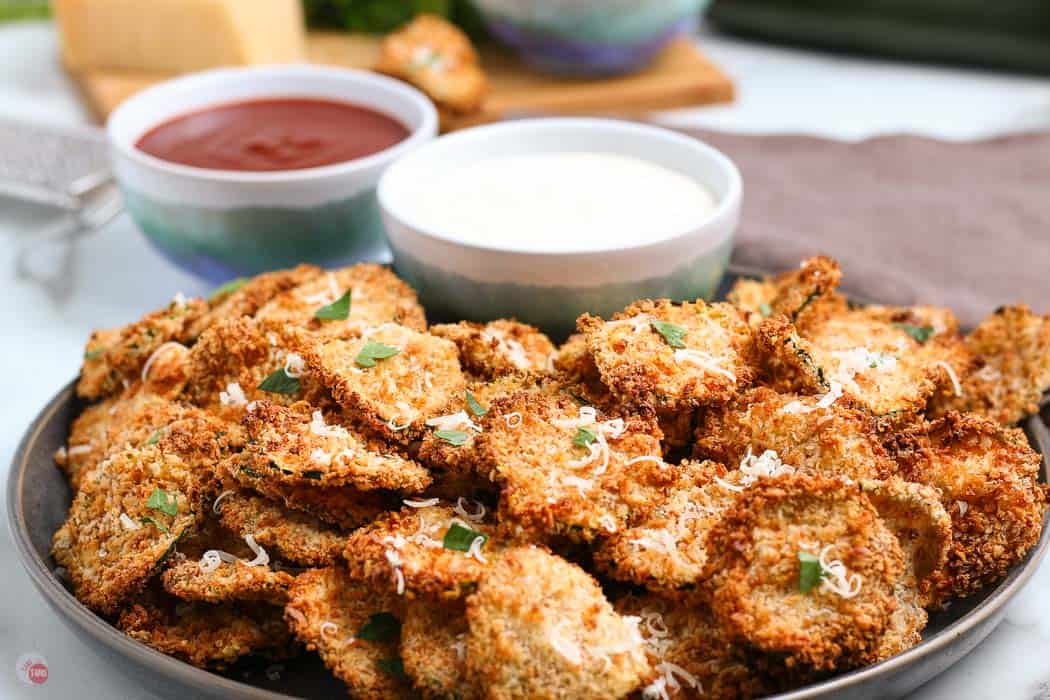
[107,65,437,283]
[378,117,741,338]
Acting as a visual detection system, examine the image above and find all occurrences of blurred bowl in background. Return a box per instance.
[473,0,709,75]
[379,118,741,338]
[107,65,437,283]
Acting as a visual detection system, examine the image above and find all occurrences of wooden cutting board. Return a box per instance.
[69,32,733,130]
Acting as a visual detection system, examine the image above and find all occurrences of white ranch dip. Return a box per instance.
[408,152,717,253]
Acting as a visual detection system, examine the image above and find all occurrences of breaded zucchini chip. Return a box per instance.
[544,334,618,414]
[255,263,426,338]
[751,314,828,395]
[695,386,896,481]
[578,299,756,411]
[401,599,479,699]
[118,588,293,668]
[615,593,769,700]
[187,264,322,338]
[185,317,331,418]
[52,445,205,614]
[465,545,650,700]
[285,566,414,699]
[223,453,395,528]
[706,473,905,671]
[726,277,777,321]
[767,255,845,324]
[76,295,206,400]
[430,319,555,378]
[477,391,668,540]
[594,460,736,593]
[238,400,431,492]
[932,305,1050,424]
[303,323,467,442]
[343,502,503,599]
[897,412,1047,603]
[216,487,346,566]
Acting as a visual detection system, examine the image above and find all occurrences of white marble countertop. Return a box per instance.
[1,19,1048,700]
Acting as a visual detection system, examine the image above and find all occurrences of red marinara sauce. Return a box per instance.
[135,98,410,172]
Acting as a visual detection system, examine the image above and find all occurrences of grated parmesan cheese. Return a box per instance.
[426,410,481,433]
[243,534,270,567]
[503,412,522,428]
[454,497,486,522]
[219,382,247,408]
[481,329,532,370]
[937,361,963,397]
[404,497,441,508]
[119,513,140,531]
[67,444,93,456]
[673,348,736,382]
[283,353,306,378]
[212,489,235,514]
[141,341,186,383]
[818,544,862,598]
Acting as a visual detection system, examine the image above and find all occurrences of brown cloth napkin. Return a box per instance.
[682,129,1050,327]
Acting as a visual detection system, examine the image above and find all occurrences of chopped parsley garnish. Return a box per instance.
[145,429,162,446]
[357,612,400,642]
[355,340,400,368]
[314,290,351,321]
[465,390,487,417]
[258,368,301,395]
[798,551,824,593]
[651,320,688,349]
[893,323,935,344]
[146,488,178,516]
[84,348,104,360]
[377,657,406,679]
[443,522,487,552]
[208,277,248,303]
[139,516,169,533]
[758,303,773,317]
[572,426,597,448]
[435,429,470,446]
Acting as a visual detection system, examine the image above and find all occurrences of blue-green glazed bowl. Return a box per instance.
[107,65,438,283]
[379,118,741,339]
[473,0,710,75]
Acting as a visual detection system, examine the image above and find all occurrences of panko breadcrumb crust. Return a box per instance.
[51,260,1048,699]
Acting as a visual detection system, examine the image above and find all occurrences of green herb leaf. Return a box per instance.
[435,429,470,446]
[357,612,401,642]
[651,320,688,349]
[146,488,178,516]
[258,369,301,395]
[758,303,773,317]
[314,290,351,321]
[139,516,169,533]
[443,522,487,552]
[145,429,162,446]
[377,657,406,679]
[209,277,248,303]
[893,323,935,344]
[572,427,597,448]
[355,340,400,368]
[798,551,824,593]
[84,348,104,360]
[465,390,487,417]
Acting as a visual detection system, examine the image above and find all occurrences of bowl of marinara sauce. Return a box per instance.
[107,65,438,281]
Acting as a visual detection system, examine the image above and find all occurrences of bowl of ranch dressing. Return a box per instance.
[378,118,741,337]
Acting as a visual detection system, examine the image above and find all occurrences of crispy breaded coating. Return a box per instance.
[706,473,905,671]
[375,14,487,115]
[344,502,502,599]
[615,593,769,700]
[477,391,668,540]
[118,588,293,669]
[154,411,245,478]
[255,263,426,338]
[238,400,431,492]
[401,599,479,699]
[51,445,205,615]
[896,412,1047,604]
[76,295,206,400]
[726,277,777,321]
[223,453,395,528]
[768,255,844,324]
[874,583,927,662]
[545,333,618,412]
[187,264,323,339]
[751,314,828,395]
[579,299,756,411]
[285,566,413,699]
[430,319,555,378]
[216,487,345,566]
[302,323,467,443]
[932,305,1050,424]
[465,545,650,700]
[695,386,896,481]
[594,460,736,594]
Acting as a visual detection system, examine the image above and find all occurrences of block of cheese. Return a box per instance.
[53,0,305,73]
